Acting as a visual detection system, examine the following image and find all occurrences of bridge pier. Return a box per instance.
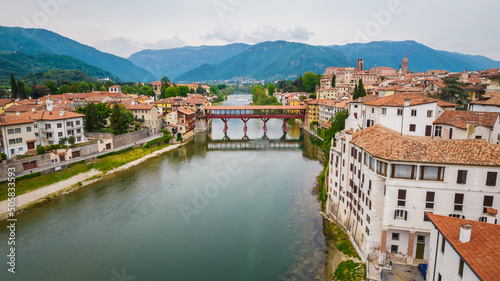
[282,118,289,133]
[241,118,250,133]
[222,118,229,133]
[261,118,270,133]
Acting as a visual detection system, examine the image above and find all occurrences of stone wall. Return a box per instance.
[85,132,114,140]
[113,129,152,148]
[0,154,52,177]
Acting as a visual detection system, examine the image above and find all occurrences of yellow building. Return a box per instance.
[0,99,16,114]
[305,99,319,126]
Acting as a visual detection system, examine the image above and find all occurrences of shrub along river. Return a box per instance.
[0,94,332,280]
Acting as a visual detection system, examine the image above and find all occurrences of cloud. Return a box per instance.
[242,25,315,43]
[202,25,241,42]
[94,35,186,58]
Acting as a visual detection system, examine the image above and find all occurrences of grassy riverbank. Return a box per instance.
[0,137,173,202]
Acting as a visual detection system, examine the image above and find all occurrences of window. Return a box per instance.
[76,120,80,125]
[392,164,416,179]
[366,119,374,127]
[390,245,399,254]
[435,126,442,137]
[483,196,494,213]
[57,123,62,128]
[9,139,15,145]
[58,132,63,137]
[475,135,482,139]
[420,166,444,181]
[27,127,32,132]
[35,133,38,137]
[381,108,387,115]
[7,129,14,134]
[458,258,464,278]
[479,217,488,222]
[45,124,51,129]
[14,128,21,133]
[366,227,370,236]
[398,189,406,206]
[366,215,370,224]
[427,110,433,118]
[425,125,432,137]
[46,133,52,138]
[18,147,22,151]
[77,137,81,142]
[354,113,358,119]
[417,235,425,243]
[354,105,358,108]
[397,109,403,116]
[486,172,497,186]
[77,129,81,133]
[449,128,453,139]
[15,138,22,144]
[438,274,442,281]
[411,109,417,116]
[441,236,445,253]
[454,193,464,211]
[426,192,435,209]
[394,209,407,220]
[409,124,416,132]
[34,123,38,128]
[392,233,400,240]
[457,170,467,184]
[371,108,374,113]
[377,161,388,176]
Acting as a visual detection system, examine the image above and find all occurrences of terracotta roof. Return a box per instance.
[470,91,500,106]
[364,93,456,107]
[21,110,85,121]
[351,125,500,166]
[434,111,499,129]
[0,115,35,125]
[352,94,380,103]
[426,213,500,281]
[0,99,14,107]
[5,105,38,112]
[177,107,195,115]
[126,104,155,110]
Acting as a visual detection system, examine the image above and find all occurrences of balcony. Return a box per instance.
[40,128,54,133]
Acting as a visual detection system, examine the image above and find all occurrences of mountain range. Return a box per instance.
[0,26,156,82]
[1,26,500,84]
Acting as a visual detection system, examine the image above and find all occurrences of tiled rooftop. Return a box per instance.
[470,91,500,106]
[364,93,456,107]
[426,213,500,281]
[350,125,500,166]
[433,111,499,129]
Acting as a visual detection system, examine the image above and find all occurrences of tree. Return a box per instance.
[31,85,52,99]
[10,73,18,98]
[358,79,366,98]
[36,146,46,155]
[267,84,276,96]
[438,77,468,109]
[58,84,70,95]
[110,104,134,134]
[164,86,179,98]
[59,137,68,145]
[139,85,155,96]
[196,86,205,94]
[17,81,26,99]
[353,84,359,100]
[46,81,58,94]
[189,88,195,94]
[178,86,189,97]
[302,71,321,93]
[103,80,114,89]
[331,75,336,88]
[94,81,103,91]
[68,136,76,147]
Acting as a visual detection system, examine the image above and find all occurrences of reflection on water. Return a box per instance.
[0,93,326,281]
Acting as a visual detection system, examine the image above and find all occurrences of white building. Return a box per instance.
[433,111,499,144]
[0,116,37,158]
[426,213,500,281]
[345,93,456,136]
[326,125,500,265]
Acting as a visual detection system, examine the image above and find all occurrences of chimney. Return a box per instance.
[403,99,411,107]
[59,110,64,116]
[459,223,472,243]
[16,111,20,116]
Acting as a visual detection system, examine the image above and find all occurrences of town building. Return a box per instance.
[126,104,163,133]
[326,125,500,265]
[433,111,499,144]
[176,107,196,140]
[469,91,500,113]
[0,115,37,158]
[426,213,500,281]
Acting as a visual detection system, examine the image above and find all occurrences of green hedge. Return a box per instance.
[144,135,171,149]
[0,171,43,185]
[67,160,85,168]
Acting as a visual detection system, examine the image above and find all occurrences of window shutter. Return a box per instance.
[394,210,397,220]
[404,210,408,221]
[484,196,494,207]
[426,192,435,202]
[486,172,498,186]
[398,189,407,200]
[454,193,464,204]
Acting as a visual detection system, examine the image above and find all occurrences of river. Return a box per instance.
[0,94,326,281]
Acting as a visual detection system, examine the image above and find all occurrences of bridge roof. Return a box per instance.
[206,105,306,110]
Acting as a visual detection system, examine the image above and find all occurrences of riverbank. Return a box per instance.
[0,142,182,220]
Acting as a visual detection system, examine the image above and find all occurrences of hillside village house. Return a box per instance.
[0,99,16,114]
[425,213,500,281]
[126,104,163,133]
[176,107,196,140]
[326,125,500,265]
[0,116,37,158]
[469,91,500,113]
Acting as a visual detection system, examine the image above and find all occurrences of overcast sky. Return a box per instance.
[2,0,499,60]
